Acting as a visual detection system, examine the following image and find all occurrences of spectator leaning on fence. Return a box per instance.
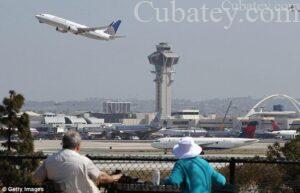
[32,131,122,193]
[163,137,226,193]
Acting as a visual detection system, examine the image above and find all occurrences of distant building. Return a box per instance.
[91,112,136,123]
[172,110,202,120]
[27,112,106,135]
[198,117,234,130]
[120,118,143,125]
[43,114,65,125]
[273,104,284,112]
[168,119,195,129]
[26,111,44,128]
[84,117,105,124]
[116,112,156,125]
[64,116,87,124]
[103,102,131,114]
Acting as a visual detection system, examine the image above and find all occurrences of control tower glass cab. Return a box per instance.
[148,43,179,120]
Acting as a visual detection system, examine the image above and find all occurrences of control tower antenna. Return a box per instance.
[148,43,180,120]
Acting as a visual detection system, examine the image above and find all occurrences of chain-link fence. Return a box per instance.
[0,155,299,193]
[87,155,300,193]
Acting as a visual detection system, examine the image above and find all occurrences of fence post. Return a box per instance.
[229,157,236,185]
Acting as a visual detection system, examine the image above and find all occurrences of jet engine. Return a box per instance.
[67,26,79,34]
[56,27,67,33]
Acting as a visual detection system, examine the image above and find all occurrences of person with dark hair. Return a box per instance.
[33,131,122,193]
[163,137,226,193]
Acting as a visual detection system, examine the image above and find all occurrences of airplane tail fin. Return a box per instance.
[104,20,122,35]
[271,120,280,131]
[112,20,121,33]
[240,121,258,138]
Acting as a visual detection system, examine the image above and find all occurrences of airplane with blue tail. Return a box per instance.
[36,14,124,40]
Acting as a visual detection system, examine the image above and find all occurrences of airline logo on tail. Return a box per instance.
[271,120,280,131]
[240,121,258,138]
[104,20,122,36]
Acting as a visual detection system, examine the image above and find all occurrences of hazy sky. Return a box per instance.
[1,0,300,101]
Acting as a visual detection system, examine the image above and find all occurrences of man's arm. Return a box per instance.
[96,172,122,184]
[32,161,47,184]
[86,158,122,185]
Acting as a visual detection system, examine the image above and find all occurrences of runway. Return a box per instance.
[34,140,282,157]
[31,140,283,179]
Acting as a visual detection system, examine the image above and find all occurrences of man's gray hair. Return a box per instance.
[62,131,81,149]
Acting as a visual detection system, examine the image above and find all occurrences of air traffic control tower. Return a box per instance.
[148,43,179,120]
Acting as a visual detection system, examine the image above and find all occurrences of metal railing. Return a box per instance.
[0,155,299,193]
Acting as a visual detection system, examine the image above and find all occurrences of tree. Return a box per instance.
[0,90,39,185]
[219,133,300,193]
[267,133,300,192]
[219,157,287,193]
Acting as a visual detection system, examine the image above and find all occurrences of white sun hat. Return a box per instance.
[173,137,202,159]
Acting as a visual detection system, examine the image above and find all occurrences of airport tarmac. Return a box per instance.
[32,140,282,175]
[34,140,282,157]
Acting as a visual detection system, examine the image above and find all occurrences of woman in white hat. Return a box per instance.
[163,137,226,193]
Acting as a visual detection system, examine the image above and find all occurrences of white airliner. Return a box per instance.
[269,130,298,139]
[267,120,299,139]
[159,128,208,137]
[35,14,123,40]
[151,137,259,150]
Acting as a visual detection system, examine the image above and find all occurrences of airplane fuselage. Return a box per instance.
[159,128,208,137]
[36,14,111,40]
[269,130,298,139]
[114,125,154,133]
[151,137,259,150]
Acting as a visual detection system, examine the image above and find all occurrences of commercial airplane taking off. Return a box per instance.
[35,14,123,40]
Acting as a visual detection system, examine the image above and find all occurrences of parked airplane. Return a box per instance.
[159,127,208,137]
[152,121,260,150]
[270,130,298,139]
[239,120,299,139]
[268,120,299,139]
[151,137,259,150]
[239,121,259,138]
[206,128,235,137]
[35,14,123,40]
[109,124,162,139]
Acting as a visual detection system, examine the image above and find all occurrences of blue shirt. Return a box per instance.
[164,157,226,193]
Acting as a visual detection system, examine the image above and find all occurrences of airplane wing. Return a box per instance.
[77,26,109,34]
[111,35,126,38]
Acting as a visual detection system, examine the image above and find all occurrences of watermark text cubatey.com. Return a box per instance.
[134,0,300,29]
